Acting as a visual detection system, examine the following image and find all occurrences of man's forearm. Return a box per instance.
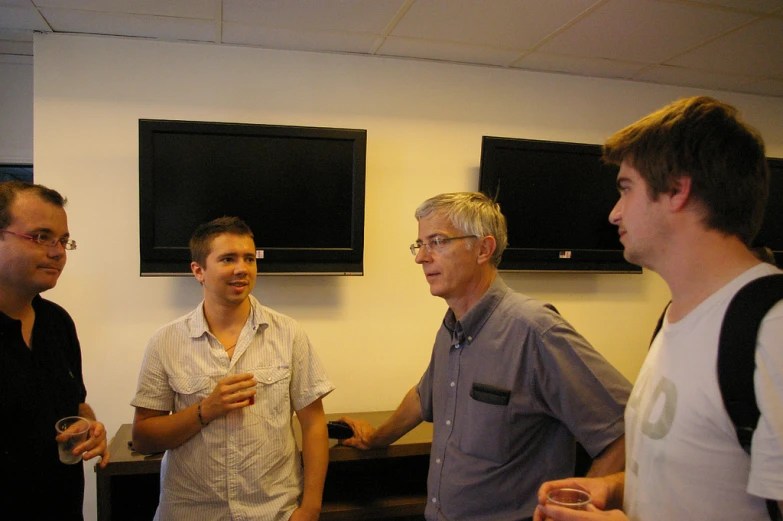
[78,403,97,421]
[370,386,423,448]
[297,399,329,516]
[132,404,203,454]
[586,435,625,477]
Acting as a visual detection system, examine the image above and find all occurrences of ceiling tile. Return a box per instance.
[222,22,379,54]
[539,0,755,63]
[377,36,522,66]
[685,0,783,14]
[223,0,406,34]
[0,54,33,64]
[32,0,217,19]
[0,5,51,31]
[513,51,647,79]
[389,0,599,50]
[633,63,759,91]
[667,17,783,77]
[0,39,32,54]
[39,8,216,41]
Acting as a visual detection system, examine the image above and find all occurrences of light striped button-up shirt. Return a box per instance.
[131,295,334,521]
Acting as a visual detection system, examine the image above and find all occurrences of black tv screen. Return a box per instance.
[139,120,366,275]
[752,157,783,268]
[479,136,641,273]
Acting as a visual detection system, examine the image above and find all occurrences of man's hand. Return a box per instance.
[200,372,257,424]
[77,421,110,468]
[289,505,320,521]
[535,503,628,521]
[336,416,376,450]
[533,475,624,521]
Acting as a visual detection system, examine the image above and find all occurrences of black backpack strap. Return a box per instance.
[718,274,783,453]
[718,274,783,521]
[650,302,670,347]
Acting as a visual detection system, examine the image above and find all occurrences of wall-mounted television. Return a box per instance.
[752,157,783,268]
[139,120,366,276]
[479,136,641,273]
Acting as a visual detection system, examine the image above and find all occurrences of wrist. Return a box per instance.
[197,400,209,427]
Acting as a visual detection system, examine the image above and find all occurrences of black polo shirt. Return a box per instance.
[0,295,87,521]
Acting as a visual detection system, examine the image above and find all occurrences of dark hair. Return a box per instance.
[0,181,67,230]
[751,246,776,265]
[189,216,254,266]
[415,192,508,267]
[603,96,769,245]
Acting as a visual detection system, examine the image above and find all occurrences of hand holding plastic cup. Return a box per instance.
[545,488,592,519]
[55,416,91,464]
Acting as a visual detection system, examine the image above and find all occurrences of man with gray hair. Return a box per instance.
[340,192,631,521]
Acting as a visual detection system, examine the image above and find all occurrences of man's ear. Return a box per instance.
[476,235,497,266]
[191,261,205,283]
[668,176,692,211]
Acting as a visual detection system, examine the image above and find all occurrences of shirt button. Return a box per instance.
[467,336,473,341]
[445,420,451,426]
[432,498,437,504]
[436,458,441,464]
[450,382,455,387]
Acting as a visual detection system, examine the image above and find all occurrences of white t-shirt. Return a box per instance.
[624,263,783,521]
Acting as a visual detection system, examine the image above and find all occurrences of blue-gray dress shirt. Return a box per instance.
[418,277,631,521]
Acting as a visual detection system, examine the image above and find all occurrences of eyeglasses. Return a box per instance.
[410,235,478,255]
[0,229,77,250]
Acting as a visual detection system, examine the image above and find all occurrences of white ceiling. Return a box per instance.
[2,0,783,97]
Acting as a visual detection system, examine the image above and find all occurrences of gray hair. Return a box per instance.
[415,192,507,267]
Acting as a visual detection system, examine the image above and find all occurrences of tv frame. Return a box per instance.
[139,119,366,276]
[479,136,642,274]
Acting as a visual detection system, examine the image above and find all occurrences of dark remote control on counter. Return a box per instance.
[327,421,354,440]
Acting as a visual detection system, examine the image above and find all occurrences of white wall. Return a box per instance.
[0,59,33,163]
[31,33,783,521]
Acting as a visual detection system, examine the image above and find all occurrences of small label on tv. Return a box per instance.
[256,250,264,259]
[559,251,572,259]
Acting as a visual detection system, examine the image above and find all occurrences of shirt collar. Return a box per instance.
[443,276,509,347]
[187,295,268,339]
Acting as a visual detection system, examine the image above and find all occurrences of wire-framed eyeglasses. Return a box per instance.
[410,235,478,255]
[0,229,77,250]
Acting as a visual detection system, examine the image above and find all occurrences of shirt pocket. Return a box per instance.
[169,375,212,410]
[249,366,291,420]
[458,387,512,464]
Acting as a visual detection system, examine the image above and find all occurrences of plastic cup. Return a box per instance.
[546,487,592,511]
[55,416,91,465]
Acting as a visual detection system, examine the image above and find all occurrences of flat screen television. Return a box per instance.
[479,136,641,273]
[752,157,783,268]
[139,119,366,276]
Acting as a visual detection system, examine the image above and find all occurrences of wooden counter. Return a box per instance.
[96,412,431,521]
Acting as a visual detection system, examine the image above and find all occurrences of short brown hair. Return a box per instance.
[189,217,254,266]
[603,96,768,245]
[0,181,67,230]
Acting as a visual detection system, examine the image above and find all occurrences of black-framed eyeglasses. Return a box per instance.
[410,235,478,255]
[0,229,77,250]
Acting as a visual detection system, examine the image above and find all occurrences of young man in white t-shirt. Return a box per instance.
[534,96,783,521]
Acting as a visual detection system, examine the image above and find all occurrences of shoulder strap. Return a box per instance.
[650,302,670,346]
[719,274,783,521]
[718,274,783,453]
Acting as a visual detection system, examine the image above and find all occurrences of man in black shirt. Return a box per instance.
[0,181,110,521]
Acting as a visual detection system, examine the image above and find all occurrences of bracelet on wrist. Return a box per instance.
[197,400,208,427]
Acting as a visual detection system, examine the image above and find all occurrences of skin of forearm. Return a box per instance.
[369,386,423,448]
[132,404,203,454]
[299,421,329,512]
[586,435,626,477]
